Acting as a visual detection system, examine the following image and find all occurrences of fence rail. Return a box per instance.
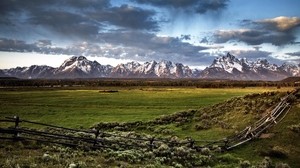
[0,88,299,152]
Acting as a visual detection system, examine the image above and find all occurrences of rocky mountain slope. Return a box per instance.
[1,53,299,80]
[52,56,112,78]
[110,60,193,78]
[200,53,300,81]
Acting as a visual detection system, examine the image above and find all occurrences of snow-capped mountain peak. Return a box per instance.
[58,56,95,73]
[1,54,299,80]
[210,53,243,73]
[51,56,112,78]
[201,52,300,80]
[110,60,193,78]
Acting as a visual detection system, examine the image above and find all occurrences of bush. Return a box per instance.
[216,153,240,164]
[200,148,211,156]
[240,160,251,168]
[260,146,288,159]
[275,163,290,168]
[258,157,273,168]
[288,123,300,133]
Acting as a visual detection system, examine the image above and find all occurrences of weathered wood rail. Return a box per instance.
[224,88,299,150]
[0,88,299,152]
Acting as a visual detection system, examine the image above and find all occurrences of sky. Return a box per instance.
[0,0,300,69]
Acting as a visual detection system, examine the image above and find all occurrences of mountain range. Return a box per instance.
[1,53,299,81]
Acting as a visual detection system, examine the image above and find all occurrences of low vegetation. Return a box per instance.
[0,86,299,167]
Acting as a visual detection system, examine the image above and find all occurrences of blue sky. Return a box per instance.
[0,0,300,69]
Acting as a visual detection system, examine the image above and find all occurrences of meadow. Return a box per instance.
[0,86,299,167]
[0,87,292,128]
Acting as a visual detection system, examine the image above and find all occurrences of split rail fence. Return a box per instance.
[0,88,299,152]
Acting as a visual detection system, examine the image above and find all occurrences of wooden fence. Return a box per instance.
[0,88,299,152]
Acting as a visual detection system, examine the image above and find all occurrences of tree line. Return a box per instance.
[0,78,299,88]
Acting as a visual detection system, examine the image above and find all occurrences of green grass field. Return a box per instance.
[0,87,292,128]
[0,86,299,167]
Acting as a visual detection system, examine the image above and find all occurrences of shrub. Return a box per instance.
[200,148,211,156]
[240,160,251,168]
[216,153,240,164]
[42,153,52,162]
[260,146,288,159]
[258,157,273,168]
[275,163,290,168]
[288,124,300,133]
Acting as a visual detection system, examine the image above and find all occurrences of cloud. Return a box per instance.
[0,38,35,52]
[212,16,300,46]
[195,0,229,14]
[0,38,66,54]
[0,0,159,43]
[0,31,210,66]
[229,50,271,59]
[132,0,229,14]
[213,29,296,46]
[180,35,191,40]
[253,46,261,51]
[200,37,209,44]
[257,16,300,32]
[228,49,285,64]
[29,11,100,40]
[91,4,158,31]
[285,51,300,57]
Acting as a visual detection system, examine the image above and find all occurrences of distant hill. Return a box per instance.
[281,77,300,83]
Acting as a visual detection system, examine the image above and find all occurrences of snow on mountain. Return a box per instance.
[53,56,112,78]
[201,53,299,81]
[210,53,243,73]
[280,63,300,76]
[111,60,193,78]
[3,65,54,79]
[1,54,299,80]
[251,59,278,72]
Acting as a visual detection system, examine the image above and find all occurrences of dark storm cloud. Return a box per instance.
[285,52,300,57]
[0,0,110,14]
[0,38,33,52]
[0,38,66,54]
[132,0,229,14]
[29,11,100,40]
[253,46,261,51]
[213,29,295,46]
[213,17,300,46]
[0,0,159,42]
[180,35,191,40]
[195,0,229,14]
[96,31,208,56]
[0,0,213,66]
[90,5,158,31]
[63,0,111,9]
[0,30,210,65]
[200,37,209,44]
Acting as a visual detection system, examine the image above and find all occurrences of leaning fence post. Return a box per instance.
[13,116,20,140]
[149,137,155,150]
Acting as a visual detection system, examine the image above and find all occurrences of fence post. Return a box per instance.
[93,129,100,147]
[223,138,229,150]
[188,138,195,149]
[149,137,155,150]
[13,116,20,140]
